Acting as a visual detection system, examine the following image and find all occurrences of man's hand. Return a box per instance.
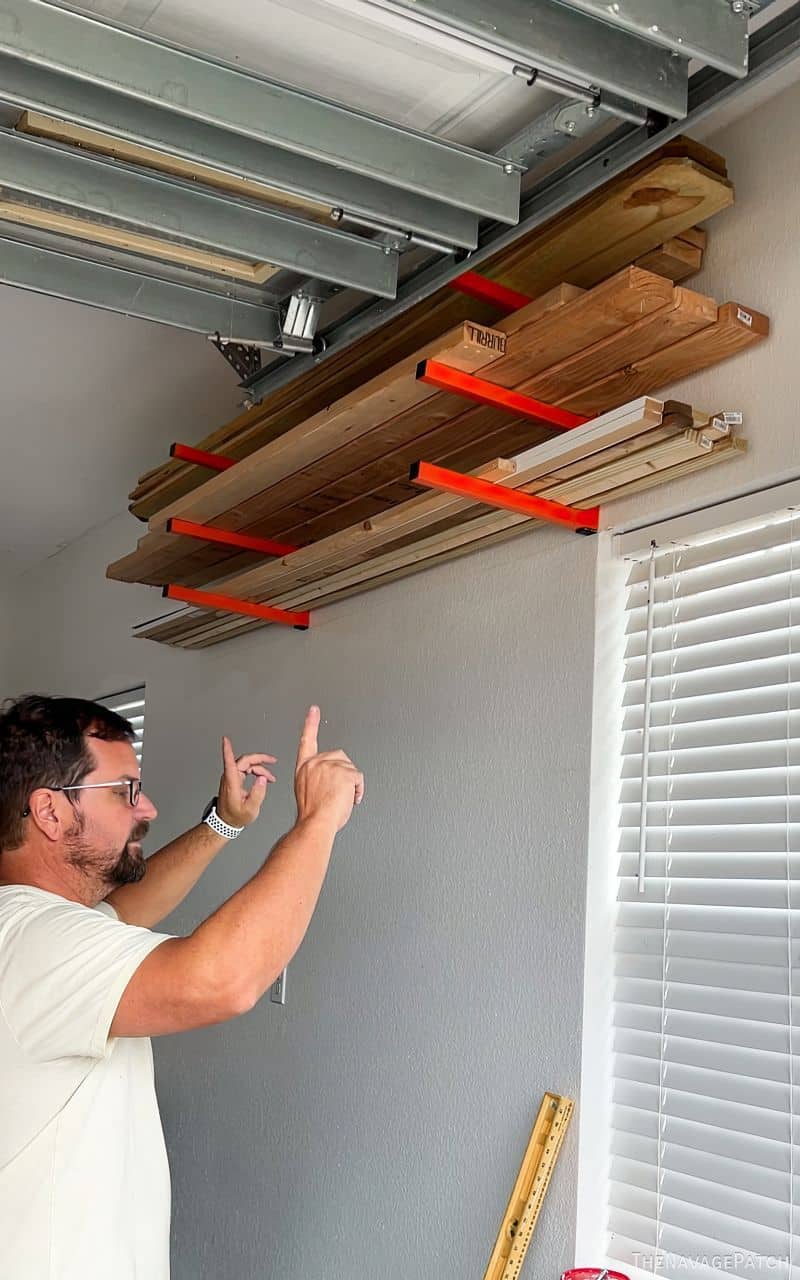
[217,737,277,828]
[294,706,364,833]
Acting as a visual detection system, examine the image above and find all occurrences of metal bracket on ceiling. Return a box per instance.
[330,208,454,256]
[209,332,263,381]
[499,99,606,171]
[280,292,322,355]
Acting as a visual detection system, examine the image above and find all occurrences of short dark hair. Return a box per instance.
[0,694,134,852]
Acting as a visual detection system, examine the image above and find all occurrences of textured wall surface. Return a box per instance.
[4,511,594,1278]
[607,78,800,534]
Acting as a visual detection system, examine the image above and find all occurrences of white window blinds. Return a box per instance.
[96,686,145,765]
[610,510,800,1280]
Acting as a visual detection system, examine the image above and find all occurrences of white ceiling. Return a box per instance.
[0,0,551,583]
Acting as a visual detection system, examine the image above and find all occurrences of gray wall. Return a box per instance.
[3,510,593,1278]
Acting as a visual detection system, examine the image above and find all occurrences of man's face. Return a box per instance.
[63,737,158,890]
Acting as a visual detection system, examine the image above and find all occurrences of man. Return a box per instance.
[0,693,363,1280]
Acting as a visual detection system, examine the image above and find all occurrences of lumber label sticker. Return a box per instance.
[465,322,507,355]
[737,307,753,328]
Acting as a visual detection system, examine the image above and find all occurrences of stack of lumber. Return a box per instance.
[127,137,731,520]
[106,136,770,650]
[133,396,747,649]
[107,263,767,600]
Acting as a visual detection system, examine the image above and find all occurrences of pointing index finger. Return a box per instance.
[222,735,240,784]
[296,705,320,770]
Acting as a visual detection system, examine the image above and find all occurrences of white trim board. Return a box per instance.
[614,471,800,558]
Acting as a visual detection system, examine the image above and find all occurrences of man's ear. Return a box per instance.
[27,789,66,843]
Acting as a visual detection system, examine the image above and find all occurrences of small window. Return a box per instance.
[96,686,146,766]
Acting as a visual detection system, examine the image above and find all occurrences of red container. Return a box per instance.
[562,1270,630,1280]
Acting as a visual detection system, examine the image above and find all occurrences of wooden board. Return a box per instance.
[134,401,701,639]
[107,282,586,585]
[634,235,703,283]
[109,278,759,594]
[0,196,279,284]
[491,156,731,296]
[141,430,745,648]
[127,139,733,520]
[144,269,677,535]
[562,301,768,414]
[18,110,333,223]
[206,282,712,559]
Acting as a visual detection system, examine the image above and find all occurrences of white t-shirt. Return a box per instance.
[0,885,174,1279]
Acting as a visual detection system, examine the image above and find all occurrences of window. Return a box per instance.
[96,686,146,766]
[606,505,800,1280]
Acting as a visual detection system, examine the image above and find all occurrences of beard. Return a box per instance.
[65,812,150,889]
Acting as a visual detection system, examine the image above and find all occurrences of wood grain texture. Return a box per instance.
[128,139,732,519]
[153,270,674,539]
[139,405,693,636]
[0,197,279,283]
[109,279,762,595]
[108,283,584,585]
[562,302,768,414]
[491,156,731,296]
[141,430,745,648]
[634,236,703,283]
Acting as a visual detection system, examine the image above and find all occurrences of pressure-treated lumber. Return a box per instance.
[128,139,732,519]
[108,269,692,588]
[135,457,519,643]
[129,221,704,513]
[111,282,765,600]
[0,197,279,284]
[562,302,768,413]
[127,289,571,517]
[491,155,730,296]
[634,233,703,284]
[140,430,745,649]
[107,311,524,582]
[134,400,724,646]
[213,280,713,558]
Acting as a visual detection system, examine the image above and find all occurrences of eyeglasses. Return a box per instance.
[22,778,142,817]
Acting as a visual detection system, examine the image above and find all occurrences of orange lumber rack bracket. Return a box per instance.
[448,271,533,313]
[166,517,298,558]
[409,460,599,535]
[416,360,589,432]
[163,584,310,630]
[170,442,236,471]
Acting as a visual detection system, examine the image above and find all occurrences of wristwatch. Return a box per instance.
[202,796,244,840]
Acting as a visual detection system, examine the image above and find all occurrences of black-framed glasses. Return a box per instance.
[22,778,142,817]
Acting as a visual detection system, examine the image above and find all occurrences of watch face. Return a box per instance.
[202,796,218,822]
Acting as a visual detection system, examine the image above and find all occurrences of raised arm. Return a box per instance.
[110,707,364,1036]
[106,738,277,928]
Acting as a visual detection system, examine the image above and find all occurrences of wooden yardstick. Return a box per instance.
[483,1092,575,1280]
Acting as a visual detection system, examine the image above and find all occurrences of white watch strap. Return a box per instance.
[204,805,244,840]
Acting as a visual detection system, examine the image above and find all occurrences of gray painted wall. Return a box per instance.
[3,511,594,1278]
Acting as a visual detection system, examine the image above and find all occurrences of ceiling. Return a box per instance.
[0,0,797,585]
[68,0,547,149]
[0,0,554,585]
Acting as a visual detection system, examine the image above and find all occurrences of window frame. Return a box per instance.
[577,477,800,1276]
